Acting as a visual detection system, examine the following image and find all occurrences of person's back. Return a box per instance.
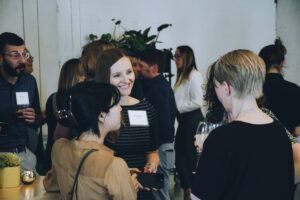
[193,120,294,200]
[264,73,300,133]
[259,38,300,135]
[43,82,138,200]
[44,138,136,200]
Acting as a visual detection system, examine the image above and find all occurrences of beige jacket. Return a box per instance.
[43,138,137,200]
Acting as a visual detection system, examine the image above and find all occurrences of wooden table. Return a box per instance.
[0,176,60,200]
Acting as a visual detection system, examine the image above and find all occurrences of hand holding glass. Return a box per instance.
[193,122,223,174]
[194,122,222,152]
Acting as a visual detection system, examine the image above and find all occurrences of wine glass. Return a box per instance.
[192,121,223,174]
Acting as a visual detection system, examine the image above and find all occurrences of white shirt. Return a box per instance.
[174,69,203,114]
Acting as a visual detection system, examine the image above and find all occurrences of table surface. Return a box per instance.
[0,176,60,200]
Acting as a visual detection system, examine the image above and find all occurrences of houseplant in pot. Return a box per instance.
[0,153,20,188]
[89,19,174,83]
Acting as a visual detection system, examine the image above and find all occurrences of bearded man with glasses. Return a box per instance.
[0,32,41,173]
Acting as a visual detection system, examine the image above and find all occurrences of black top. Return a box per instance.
[0,73,41,148]
[105,100,158,170]
[45,91,72,170]
[144,74,177,146]
[192,120,294,200]
[263,73,300,133]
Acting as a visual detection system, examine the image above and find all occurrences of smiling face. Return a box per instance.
[109,56,135,96]
[1,44,27,77]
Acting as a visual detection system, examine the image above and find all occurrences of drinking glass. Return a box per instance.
[192,121,223,174]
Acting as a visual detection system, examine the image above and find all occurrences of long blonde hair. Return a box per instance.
[173,45,197,92]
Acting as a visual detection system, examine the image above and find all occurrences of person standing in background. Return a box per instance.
[139,48,177,200]
[0,32,42,172]
[45,58,85,171]
[173,45,204,200]
[259,38,300,136]
[79,40,114,81]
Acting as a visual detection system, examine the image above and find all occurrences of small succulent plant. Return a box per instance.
[0,153,20,168]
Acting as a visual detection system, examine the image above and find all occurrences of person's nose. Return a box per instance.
[122,75,130,83]
[20,55,26,64]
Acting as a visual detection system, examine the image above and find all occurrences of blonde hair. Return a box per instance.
[214,49,266,98]
[173,46,197,92]
[80,40,115,80]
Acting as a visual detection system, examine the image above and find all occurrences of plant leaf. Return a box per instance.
[142,27,151,38]
[157,24,172,32]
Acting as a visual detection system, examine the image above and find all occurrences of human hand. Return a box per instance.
[143,162,157,173]
[194,133,209,152]
[129,168,143,190]
[23,107,36,123]
[130,173,140,192]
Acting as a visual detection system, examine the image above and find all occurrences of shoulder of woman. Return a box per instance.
[109,157,129,172]
[189,69,203,80]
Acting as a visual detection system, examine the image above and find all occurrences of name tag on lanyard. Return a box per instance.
[128,110,149,126]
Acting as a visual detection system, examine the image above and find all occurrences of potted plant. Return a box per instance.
[0,153,20,188]
[89,19,174,83]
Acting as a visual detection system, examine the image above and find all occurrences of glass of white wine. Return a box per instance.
[193,121,223,174]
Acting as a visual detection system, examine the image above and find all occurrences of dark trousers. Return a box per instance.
[175,109,204,189]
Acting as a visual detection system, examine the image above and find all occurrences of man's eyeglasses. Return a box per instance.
[3,51,32,61]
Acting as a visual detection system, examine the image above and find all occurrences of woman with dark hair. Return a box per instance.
[43,82,138,200]
[259,38,300,136]
[95,48,159,200]
[192,49,294,200]
[173,45,204,199]
[45,58,85,171]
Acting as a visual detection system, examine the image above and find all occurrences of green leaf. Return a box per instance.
[145,35,156,43]
[89,34,98,41]
[157,24,172,32]
[142,27,151,38]
[115,20,121,25]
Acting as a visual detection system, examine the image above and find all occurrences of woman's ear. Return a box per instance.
[99,112,107,123]
[223,81,231,96]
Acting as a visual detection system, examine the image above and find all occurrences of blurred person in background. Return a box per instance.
[173,45,204,200]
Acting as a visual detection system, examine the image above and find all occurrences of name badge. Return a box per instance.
[16,92,29,105]
[128,110,149,126]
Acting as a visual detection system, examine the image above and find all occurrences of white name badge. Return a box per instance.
[128,110,149,126]
[16,92,29,105]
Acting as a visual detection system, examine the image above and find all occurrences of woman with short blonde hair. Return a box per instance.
[192,49,294,200]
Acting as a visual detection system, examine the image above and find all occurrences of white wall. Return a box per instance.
[277,0,300,86]
[1,0,278,110]
[57,0,276,84]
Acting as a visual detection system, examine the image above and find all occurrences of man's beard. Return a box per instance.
[2,59,25,77]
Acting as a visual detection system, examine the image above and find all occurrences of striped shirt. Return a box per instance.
[106,100,158,170]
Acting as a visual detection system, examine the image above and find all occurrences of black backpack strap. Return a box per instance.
[69,149,98,200]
